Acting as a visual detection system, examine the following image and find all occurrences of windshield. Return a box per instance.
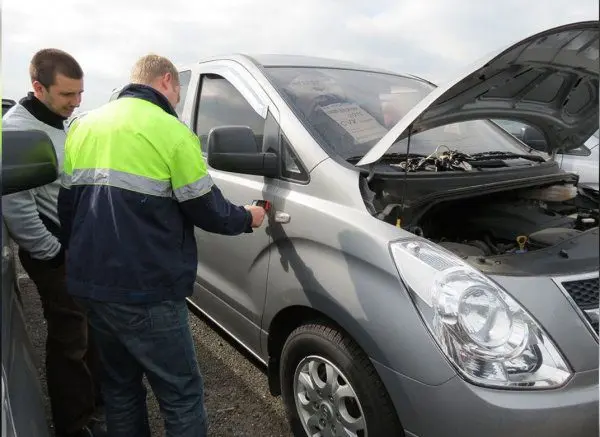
[265,67,534,160]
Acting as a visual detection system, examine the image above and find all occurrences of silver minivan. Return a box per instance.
[117,21,600,437]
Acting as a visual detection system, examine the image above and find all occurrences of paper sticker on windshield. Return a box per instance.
[288,74,339,94]
[443,123,462,134]
[321,102,388,144]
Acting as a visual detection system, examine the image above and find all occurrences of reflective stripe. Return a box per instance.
[71,168,173,197]
[61,173,72,189]
[173,175,214,202]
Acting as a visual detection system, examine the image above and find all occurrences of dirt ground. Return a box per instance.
[17,258,294,437]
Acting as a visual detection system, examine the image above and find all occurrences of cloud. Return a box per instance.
[2,0,598,111]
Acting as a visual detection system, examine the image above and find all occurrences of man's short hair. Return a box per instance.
[130,54,179,86]
[29,48,83,88]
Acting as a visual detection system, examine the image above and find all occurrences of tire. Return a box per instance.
[280,322,404,437]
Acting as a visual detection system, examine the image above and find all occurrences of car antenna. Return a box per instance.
[397,124,413,229]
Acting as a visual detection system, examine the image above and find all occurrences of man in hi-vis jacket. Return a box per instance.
[58,54,266,437]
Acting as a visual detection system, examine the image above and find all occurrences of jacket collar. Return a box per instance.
[117,84,178,117]
[19,92,66,130]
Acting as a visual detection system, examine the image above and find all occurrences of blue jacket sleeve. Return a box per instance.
[179,185,253,235]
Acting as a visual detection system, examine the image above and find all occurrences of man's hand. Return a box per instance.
[244,205,266,228]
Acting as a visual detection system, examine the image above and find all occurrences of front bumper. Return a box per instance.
[374,359,598,437]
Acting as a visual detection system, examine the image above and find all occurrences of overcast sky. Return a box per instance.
[2,0,598,113]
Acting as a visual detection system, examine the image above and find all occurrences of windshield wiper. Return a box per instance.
[469,151,546,163]
[348,150,545,173]
[347,153,426,164]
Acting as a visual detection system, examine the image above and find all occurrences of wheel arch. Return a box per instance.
[265,304,373,396]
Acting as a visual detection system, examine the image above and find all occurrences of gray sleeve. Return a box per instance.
[2,189,61,260]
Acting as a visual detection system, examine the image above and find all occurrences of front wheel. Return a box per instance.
[280,323,404,437]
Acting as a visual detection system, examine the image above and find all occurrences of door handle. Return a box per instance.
[274,211,291,224]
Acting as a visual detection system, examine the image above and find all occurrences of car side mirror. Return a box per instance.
[521,125,548,153]
[2,129,59,195]
[207,126,278,178]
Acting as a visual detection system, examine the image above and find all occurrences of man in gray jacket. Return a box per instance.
[2,48,105,437]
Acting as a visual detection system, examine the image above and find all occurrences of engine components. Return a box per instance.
[528,228,582,248]
[392,150,474,172]
[438,242,486,259]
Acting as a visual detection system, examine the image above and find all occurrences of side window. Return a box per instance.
[195,74,265,153]
[280,135,309,183]
[175,70,191,117]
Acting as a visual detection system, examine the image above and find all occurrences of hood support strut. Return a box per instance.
[398,124,414,228]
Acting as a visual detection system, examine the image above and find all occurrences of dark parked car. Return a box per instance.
[2,99,16,117]
[2,128,58,437]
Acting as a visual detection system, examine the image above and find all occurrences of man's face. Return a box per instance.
[34,73,84,118]
[159,73,181,109]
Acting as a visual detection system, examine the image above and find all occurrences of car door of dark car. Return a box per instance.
[2,223,51,437]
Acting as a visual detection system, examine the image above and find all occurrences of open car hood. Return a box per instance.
[357,21,599,167]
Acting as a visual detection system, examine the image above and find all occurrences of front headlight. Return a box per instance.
[391,238,572,389]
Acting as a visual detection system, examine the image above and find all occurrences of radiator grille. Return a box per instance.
[561,277,599,334]
[561,277,599,310]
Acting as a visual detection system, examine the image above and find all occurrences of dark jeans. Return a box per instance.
[76,298,207,437]
[19,249,103,435]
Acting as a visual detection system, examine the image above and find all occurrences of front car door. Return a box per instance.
[182,61,277,356]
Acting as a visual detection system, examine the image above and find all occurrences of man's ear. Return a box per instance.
[32,80,45,94]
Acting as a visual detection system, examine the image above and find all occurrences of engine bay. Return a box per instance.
[361,175,599,267]
[415,189,598,259]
